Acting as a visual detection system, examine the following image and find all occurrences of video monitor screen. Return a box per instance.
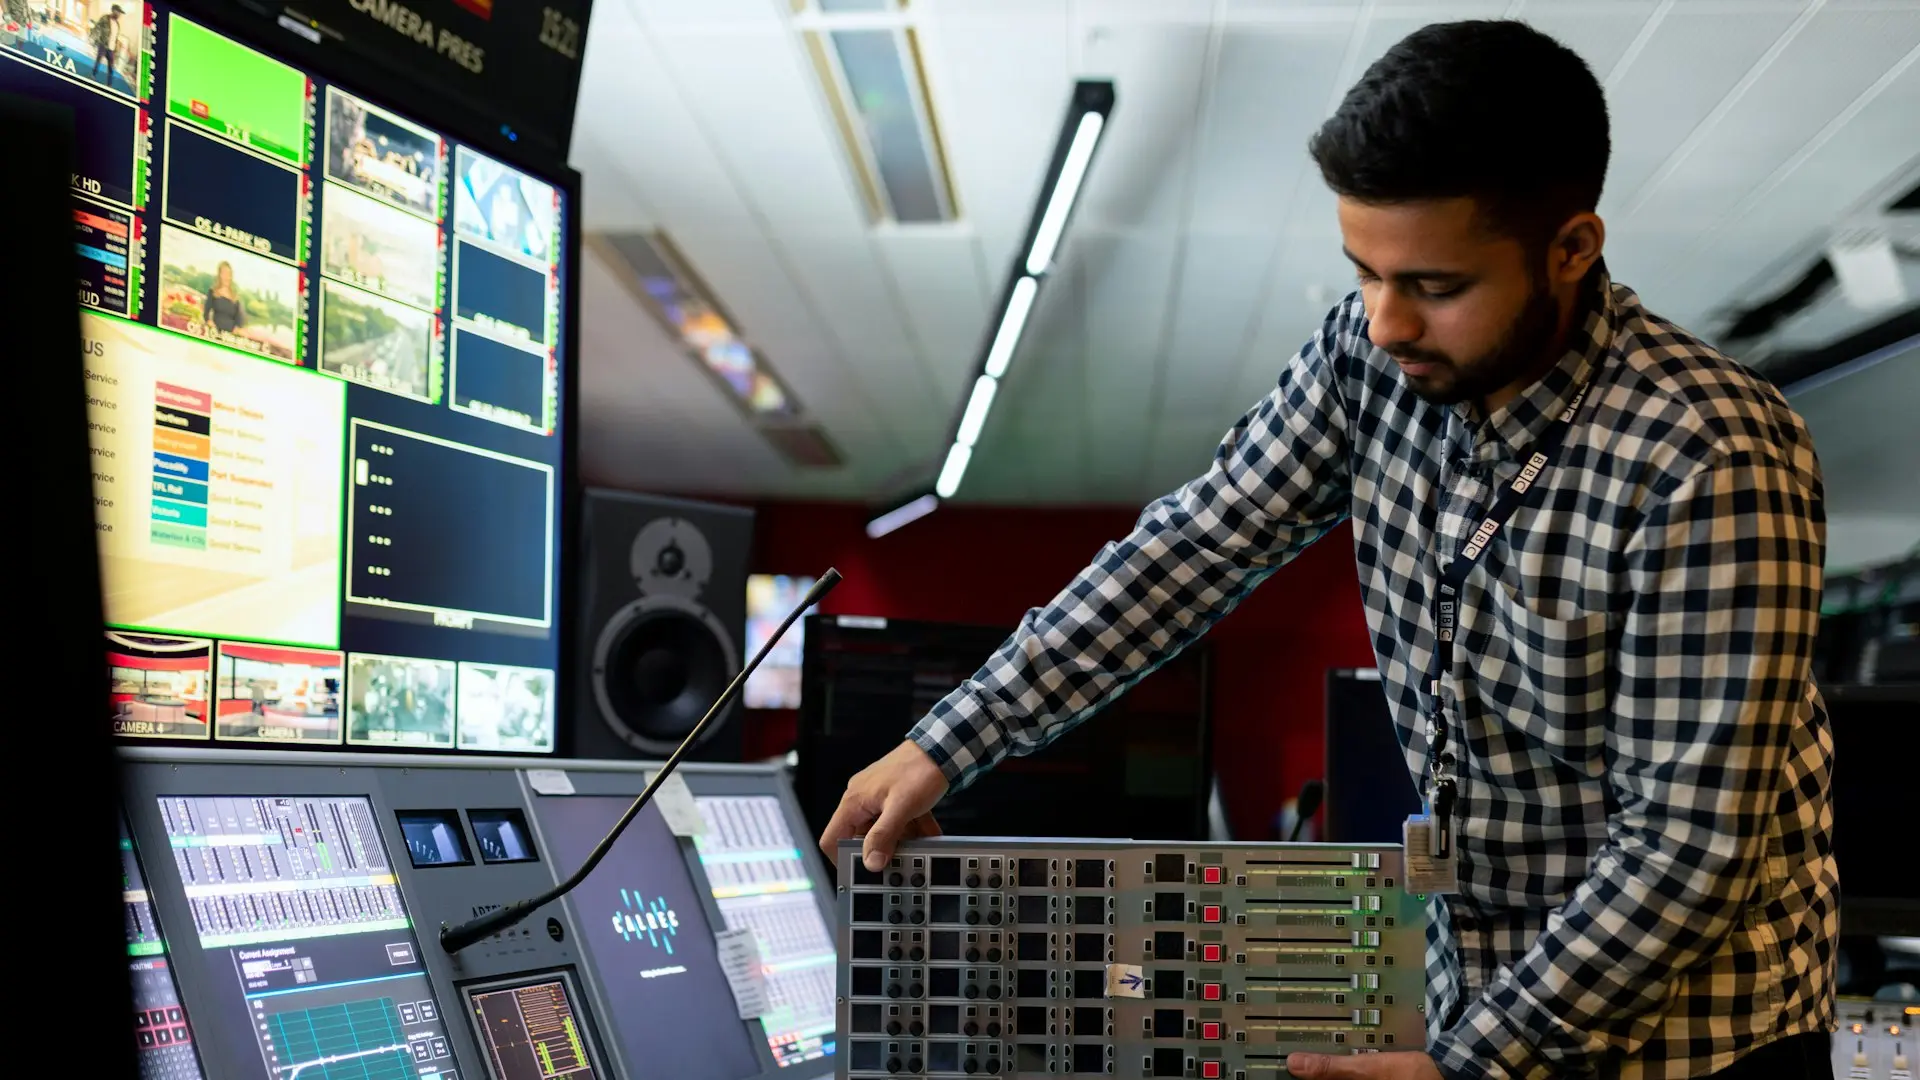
[155,795,458,1077]
[694,795,838,1069]
[462,971,608,1080]
[744,575,817,710]
[0,3,569,753]
[533,797,764,1080]
[121,817,207,1080]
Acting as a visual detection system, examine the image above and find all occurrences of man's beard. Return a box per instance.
[1389,282,1562,407]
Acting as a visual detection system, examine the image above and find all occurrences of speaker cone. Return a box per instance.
[591,595,740,755]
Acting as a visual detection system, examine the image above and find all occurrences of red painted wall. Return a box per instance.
[745,500,1376,840]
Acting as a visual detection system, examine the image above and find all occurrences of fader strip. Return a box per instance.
[837,839,1429,1078]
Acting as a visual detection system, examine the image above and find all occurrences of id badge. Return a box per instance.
[1403,813,1459,895]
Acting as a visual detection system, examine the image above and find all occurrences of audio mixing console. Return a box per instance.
[1836,998,1916,1080]
[836,840,1429,1079]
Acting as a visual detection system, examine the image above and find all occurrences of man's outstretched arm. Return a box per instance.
[822,299,1368,868]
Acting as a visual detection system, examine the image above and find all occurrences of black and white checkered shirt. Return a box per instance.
[908,270,1838,1079]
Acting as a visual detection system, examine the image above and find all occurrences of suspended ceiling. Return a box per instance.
[568,0,1920,508]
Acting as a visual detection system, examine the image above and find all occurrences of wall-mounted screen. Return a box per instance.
[743,575,815,710]
[0,3,569,753]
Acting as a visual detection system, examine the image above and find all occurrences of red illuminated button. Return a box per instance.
[1201,1022,1223,1041]
[1201,983,1222,1001]
[1201,1062,1223,1079]
[1202,905,1222,923]
[1202,866,1223,885]
[1201,944,1223,963]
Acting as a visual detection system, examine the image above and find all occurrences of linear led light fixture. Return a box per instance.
[933,80,1113,499]
[864,80,1113,537]
[866,490,940,539]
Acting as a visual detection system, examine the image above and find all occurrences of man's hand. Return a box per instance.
[1285,1052,1442,1079]
[818,740,950,872]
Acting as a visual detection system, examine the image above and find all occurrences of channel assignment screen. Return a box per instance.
[0,2,571,751]
[156,794,459,1078]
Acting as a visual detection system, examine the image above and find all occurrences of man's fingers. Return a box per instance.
[818,796,877,862]
[1285,1053,1365,1079]
[909,814,943,840]
[861,806,906,872]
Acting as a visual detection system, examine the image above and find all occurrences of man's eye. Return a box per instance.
[1422,284,1466,299]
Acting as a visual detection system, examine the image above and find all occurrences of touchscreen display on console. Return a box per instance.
[122,816,207,1080]
[464,971,605,1080]
[535,796,763,1080]
[155,795,456,1077]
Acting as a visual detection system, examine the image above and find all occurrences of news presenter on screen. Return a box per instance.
[818,20,1835,1080]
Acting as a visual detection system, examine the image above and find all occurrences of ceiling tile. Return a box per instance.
[1073,232,1181,498]
[917,0,1072,274]
[1188,25,1355,235]
[874,228,994,401]
[1600,5,1806,217]
[1159,233,1284,422]
[1624,8,1920,228]
[645,21,870,239]
[1072,13,1217,236]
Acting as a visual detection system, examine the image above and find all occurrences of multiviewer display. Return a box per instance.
[534,797,767,1080]
[694,795,839,1069]
[0,3,568,752]
[122,816,207,1080]
[155,795,458,1078]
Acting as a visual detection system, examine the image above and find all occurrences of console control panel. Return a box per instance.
[836,840,1428,1078]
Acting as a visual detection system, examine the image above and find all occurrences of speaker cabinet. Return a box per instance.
[574,489,753,760]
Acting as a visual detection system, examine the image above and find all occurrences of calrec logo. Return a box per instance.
[451,0,492,18]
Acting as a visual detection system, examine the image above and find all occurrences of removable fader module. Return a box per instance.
[836,839,1429,1078]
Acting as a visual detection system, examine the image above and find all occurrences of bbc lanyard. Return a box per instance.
[1420,375,1596,867]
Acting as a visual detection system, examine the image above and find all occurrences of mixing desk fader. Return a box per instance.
[836,839,1429,1079]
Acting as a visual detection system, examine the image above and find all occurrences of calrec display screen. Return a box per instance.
[1,2,568,752]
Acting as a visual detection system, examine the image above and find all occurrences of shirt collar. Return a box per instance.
[1455,263,1614,455]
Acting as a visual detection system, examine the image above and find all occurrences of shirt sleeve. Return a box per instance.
[1429,443,1826,1079]
[906,302,1362,791]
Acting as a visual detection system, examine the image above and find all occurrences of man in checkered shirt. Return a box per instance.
[820,19,1836,1080]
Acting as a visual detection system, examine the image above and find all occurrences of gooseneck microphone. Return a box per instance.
[439,568,843,955]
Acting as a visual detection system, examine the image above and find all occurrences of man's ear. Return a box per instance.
[1550,212,1605,285]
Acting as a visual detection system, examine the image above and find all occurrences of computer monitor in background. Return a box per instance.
[1825,683,1920,945]
[745,574,818,710]
[0,2,575,755]
[1323,668,1422,844]
[796,615,1214,847]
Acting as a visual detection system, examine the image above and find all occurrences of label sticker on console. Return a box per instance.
[1106,964,1146,999]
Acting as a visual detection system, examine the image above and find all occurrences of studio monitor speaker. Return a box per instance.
[574,489,753,760]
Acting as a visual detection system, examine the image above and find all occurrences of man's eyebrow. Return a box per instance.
[1342,248,1471,282]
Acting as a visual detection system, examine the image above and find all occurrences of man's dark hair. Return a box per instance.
[1308,20,1610,250]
